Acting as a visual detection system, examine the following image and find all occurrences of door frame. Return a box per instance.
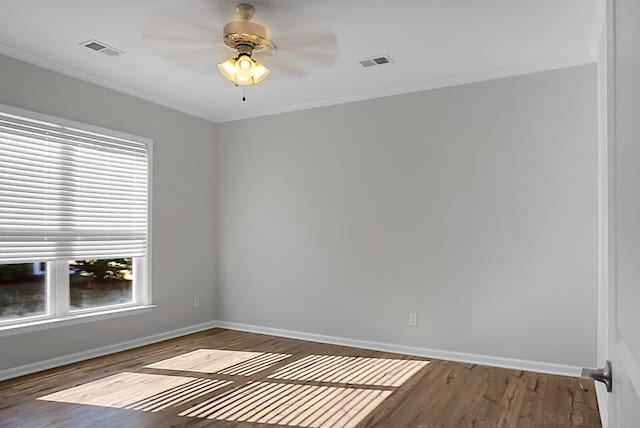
[595,0,612,426]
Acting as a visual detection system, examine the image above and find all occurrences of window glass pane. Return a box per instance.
[69,258,133,310]
[0,263,46,320]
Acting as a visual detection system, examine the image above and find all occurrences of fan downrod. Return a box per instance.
[236,3,255,20]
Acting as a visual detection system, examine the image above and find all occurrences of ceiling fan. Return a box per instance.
[142,0,339,87]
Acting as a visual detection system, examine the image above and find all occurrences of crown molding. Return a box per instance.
[217,54,597,122]
[0,42,215,123]
[0,42,595,124]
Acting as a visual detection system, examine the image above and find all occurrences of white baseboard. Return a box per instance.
[0,320,218,381]
[1,319,585,382]
[216,321,584,378]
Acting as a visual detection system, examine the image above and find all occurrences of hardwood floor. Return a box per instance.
[0,328,601,428]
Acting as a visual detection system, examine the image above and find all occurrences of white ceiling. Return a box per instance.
[0,0,602,123]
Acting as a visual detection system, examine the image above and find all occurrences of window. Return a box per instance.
[0,105,151,331]
[0,263,46,320]
[69,258,133,310]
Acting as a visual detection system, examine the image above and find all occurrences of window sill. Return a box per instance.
[0,305,156,337]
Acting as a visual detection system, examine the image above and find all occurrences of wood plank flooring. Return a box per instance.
[0,328,601,428]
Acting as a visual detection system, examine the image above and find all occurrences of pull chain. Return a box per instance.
[242,86,246,102]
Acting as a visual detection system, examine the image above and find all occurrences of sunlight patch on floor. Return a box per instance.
[144,349,291,375]
[37,351,427,425]
[179,381,392,427]
[38,372,231,412]
[268,355,428,386]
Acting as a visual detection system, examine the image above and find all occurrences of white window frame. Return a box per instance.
[0,104,154,336]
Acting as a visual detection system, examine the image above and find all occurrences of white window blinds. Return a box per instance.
[0,110,149,264]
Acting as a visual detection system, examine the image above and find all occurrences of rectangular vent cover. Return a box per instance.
[359,55,393,68]
[80,40,124,57]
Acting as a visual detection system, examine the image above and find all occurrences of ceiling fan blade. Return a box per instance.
[255,50,335,79]
[142,1,233,74]
[260,57,309,78]
[164,58,219,75]
[257,49,337,70]
[158,45,226,61]
[146,41,232,75]
[255,30,339,77]
[260,30,339,68]
[272,31,339,51]
[143,35,221,50]
[142,0,339,78]
[142,4,221,43]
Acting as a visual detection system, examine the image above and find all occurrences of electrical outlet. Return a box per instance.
[193,297,199,308]
[408,312,418,326]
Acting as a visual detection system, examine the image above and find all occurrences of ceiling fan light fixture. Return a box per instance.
[252,61,270,84]
[237,55,254,71]
[217,58,237,80]
[217,54,270,86]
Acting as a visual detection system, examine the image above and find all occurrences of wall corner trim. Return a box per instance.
[216,321,584,378]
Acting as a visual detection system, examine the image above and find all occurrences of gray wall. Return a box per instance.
[0,54,218,370]
[217,65,599,367]
[0,54,599,372]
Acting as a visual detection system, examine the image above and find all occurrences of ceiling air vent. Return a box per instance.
[359,55,393,68]
[80,40,124,57]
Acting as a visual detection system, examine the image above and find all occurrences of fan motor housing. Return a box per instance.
[223,21,269,51]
